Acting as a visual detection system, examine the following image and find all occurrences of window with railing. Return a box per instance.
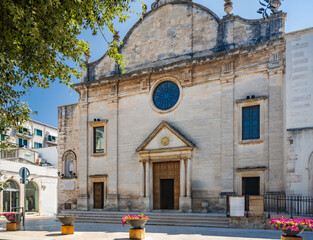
[18,127,28,134]
[47,135,56,142]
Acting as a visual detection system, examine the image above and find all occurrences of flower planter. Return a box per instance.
[4,212,22,223]
[281,225,307,237]
[57,216,76,235]
[57,215,76,226]
[270,216,313,239]
[129,219,148,229]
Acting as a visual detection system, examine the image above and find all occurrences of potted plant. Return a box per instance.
[1,212,22,223]
[270,216,313,237]
[122,214,149,229]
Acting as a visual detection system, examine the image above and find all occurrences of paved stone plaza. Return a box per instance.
[0,218,313,240]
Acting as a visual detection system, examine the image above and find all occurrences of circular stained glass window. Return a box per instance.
[153,81,180,111]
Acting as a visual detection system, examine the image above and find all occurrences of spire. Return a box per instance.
[151,0,192,10]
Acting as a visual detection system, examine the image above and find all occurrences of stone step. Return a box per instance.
[59,211,229,228]
[74,219,229,228]
[73,217,229,224]
[60,211,228,218]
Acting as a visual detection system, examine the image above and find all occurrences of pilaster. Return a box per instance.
[268,67,284,192]
[221,73,235,194]
[77,90,88,210]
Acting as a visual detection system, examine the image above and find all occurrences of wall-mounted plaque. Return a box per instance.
[229,196,245,217]
[63,180,75,191]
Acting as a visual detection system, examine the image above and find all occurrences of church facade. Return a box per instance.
[57,0,288,212]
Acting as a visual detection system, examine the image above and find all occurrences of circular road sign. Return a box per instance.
[19,167,30,179]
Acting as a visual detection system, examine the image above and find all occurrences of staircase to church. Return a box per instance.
[59,211,230,228]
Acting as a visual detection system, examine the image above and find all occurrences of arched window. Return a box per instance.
[62,150,76,178]
[25,181,39,212]
[3,180,19,212]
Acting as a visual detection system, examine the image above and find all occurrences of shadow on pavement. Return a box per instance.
[45,233,63,237]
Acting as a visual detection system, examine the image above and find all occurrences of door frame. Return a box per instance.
[153,161,180,210]
[88,175,107,210]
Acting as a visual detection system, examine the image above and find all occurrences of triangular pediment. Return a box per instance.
[136,121,195,152]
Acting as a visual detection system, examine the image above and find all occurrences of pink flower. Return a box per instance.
[270,216,313,232]
[121,214,149,227]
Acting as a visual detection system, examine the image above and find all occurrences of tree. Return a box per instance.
[0,0,143,148]
[0,181,7,192]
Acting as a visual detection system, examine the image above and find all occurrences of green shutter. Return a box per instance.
[242,105,260,140]
[19,138,23,147]
[35,129,42,136]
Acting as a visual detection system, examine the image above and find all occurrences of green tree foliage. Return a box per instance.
[0,0,142,148]
[0,181,8,192]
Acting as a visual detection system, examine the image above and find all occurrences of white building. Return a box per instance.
[0,120,58,216]
[285,27,313,196]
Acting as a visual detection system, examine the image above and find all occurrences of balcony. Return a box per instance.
[0,148,38,164]
[15,129,33,139]
[46,135,58,146]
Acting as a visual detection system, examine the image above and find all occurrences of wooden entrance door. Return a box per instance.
[93,182,104,209]
[153,161,180,210]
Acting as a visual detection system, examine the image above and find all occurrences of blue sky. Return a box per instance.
[23,0,313,128]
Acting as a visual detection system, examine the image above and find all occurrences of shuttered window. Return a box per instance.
[34,142,42,148]
[19,138,28,147]
[242,105,260,140]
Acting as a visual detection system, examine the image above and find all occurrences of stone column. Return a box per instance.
[140,161,145,197]
[180,159,186,197]
[186,158,192,197]
[221,77,235,195]
[145,161,150,197]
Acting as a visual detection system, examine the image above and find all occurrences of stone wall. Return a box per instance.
[285,28,313,196]
[57,103,80,211]
[83,1,286,81]
[59,1,286,211]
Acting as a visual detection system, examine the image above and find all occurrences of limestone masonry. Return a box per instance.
[57,0,312,212]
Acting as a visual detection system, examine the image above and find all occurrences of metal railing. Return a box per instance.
[226,195,313,218]
[265,195,313,218]
[1,149,18,159]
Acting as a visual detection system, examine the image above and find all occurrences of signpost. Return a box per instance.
[19,167,30,230]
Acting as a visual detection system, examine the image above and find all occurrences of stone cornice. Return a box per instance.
[72,38,285,94]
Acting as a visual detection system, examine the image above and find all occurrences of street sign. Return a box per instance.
[19,167,30,179]
[20,179,29,184]
[19,167,30,231]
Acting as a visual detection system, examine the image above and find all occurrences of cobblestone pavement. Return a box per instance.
[0,218,312,240]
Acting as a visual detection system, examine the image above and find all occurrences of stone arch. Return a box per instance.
[3,178,20,212]
[62,150,77,178]
[309,152,313,196]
